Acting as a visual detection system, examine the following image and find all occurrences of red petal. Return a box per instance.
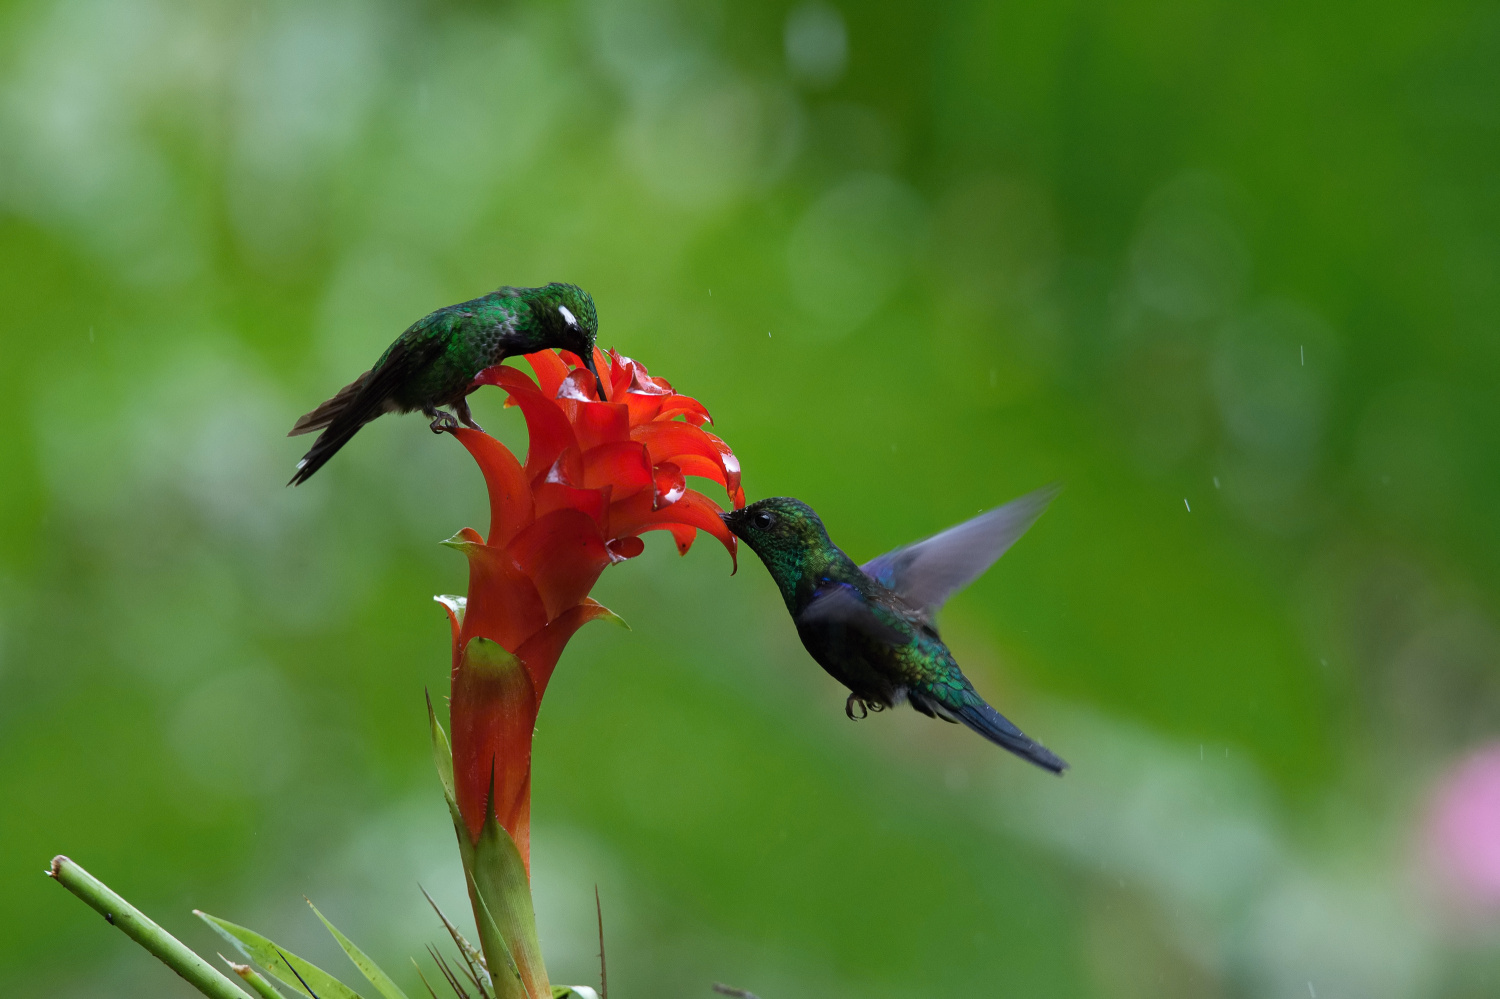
[631,421,742,504]
[653,461,686,510]
[603,349,632,402]
[623,355,674,396]
[621,393,663,427]
[565,400,631,451]
[608,536,645,560]
[450,429,534,548]
[525,350,571,398]
[450,636,536,846]
[507,508,611,619]
[609,488,738,568]
[470,364,510,390]
[532,479,610,530]
[544,446,585,487]
[655,396,713,426]
[452,541,549,653]
[557,368,600,402]
[502,378,579,481]
[435,595,465,654]
[665,523,696,556]
[581,441,653,499]
[514,599,621,701]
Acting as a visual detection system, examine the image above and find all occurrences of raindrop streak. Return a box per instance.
[989,369,997,387]
[88,326,94,342]
[1184,498,1191,512]
[768,331,772,338]
[1301,344,1305,366]
[1309,983,1316,998]
[1213,476,1220,489]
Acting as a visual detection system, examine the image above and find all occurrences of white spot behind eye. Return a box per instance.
[558,305,578,327]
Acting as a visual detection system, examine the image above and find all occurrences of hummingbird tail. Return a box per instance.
[914,690,1068,774]
[289,371,370,436]
[289,420,365,485]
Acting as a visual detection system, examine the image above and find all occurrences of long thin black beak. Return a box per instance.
[584,353,605,399]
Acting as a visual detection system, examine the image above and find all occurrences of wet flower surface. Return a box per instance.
[439,348,744,865]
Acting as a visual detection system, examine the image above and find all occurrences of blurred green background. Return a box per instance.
[4,0,1500,995]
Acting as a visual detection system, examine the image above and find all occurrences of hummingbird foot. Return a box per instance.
[845,694,885,720]
[425,408,461,434]
[453,397,484,432]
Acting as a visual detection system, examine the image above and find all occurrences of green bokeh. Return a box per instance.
[2,1,1498,996]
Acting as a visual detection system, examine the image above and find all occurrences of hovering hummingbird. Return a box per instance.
[287,283,602,485]
[722,487,1067,773]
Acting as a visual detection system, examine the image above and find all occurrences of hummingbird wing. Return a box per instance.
[796,581,912,646]
[861,483,1060,624]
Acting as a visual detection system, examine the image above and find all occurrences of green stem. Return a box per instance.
[48,855,251,999]
[220,955,287,999]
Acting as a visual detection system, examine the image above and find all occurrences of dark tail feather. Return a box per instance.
[289,371,369,437]
[288,418,368,485]
[288,367,403,485]
[917,690,1067,774]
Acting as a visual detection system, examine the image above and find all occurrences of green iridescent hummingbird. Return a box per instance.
[722,487,1067,773]
[288,283,601,485]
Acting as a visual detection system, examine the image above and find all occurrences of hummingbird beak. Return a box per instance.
[584,353,605,400]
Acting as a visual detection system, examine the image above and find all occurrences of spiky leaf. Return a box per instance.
[427,691,458,817]
[464,865,526,999]
[306,900,409,999]
[196,911,364,999]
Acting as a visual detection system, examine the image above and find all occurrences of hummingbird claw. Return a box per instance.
[845,694,868,721]
[427,409,461,434]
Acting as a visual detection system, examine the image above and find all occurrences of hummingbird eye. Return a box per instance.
[752,511,775,530]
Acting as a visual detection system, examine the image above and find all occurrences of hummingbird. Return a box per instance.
[287,282,602,485]
[722,487,1067,774]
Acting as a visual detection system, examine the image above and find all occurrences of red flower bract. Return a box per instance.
[440,348,744,867]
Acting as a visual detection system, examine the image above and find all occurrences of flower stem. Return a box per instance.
[47,855,251,999]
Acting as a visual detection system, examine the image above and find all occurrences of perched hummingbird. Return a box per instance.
[722,487,1067,773]
[287,283,602,485]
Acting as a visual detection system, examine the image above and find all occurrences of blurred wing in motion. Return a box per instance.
[862,483,1061,623]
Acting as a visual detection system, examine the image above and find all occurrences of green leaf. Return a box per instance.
[425,690,457,817]
[195,911,365,999]
[306,900,409,999]
[464,865,526,999]
[467,809,544,989]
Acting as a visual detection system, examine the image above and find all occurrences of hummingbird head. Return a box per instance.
[721,497,832,601]
[532,283,603,395]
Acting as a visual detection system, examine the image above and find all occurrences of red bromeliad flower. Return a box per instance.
[437,347,744,868]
